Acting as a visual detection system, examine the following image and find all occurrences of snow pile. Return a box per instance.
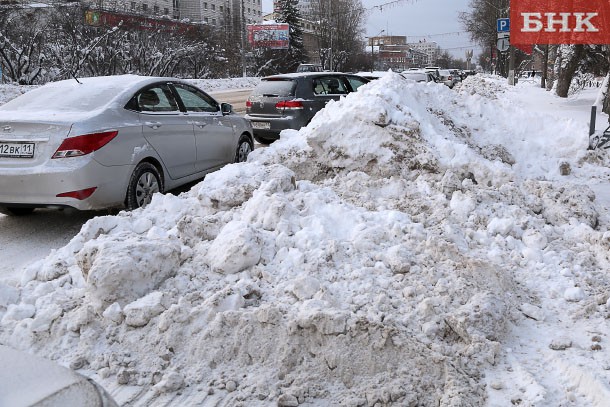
[1,74,609,406]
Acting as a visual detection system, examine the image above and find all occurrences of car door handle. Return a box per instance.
[145,121,162,129]
[188,121,207,128]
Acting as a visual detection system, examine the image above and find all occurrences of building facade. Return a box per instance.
[407,41,440,66]
[90,0,263,28]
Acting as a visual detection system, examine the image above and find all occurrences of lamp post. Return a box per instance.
[369,29,384,72]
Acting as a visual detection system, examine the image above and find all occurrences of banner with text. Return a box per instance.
[511,0,610,44]
[247,24,290,49]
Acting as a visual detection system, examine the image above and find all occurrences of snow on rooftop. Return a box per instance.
[0,74,609,406]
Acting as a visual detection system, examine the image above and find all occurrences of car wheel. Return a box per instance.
[126,162,163,210]
[0,207,35,216]
[235,135,253,163]
[254,135,274,145]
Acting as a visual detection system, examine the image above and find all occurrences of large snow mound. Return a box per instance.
[1,74,609,406]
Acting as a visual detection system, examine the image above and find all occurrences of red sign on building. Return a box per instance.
[511,0,610,44]
[85,10,201,35]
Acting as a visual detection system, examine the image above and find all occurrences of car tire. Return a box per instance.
[0,207,35,216]
[126,162,163,210]
[254,135,274,145]
[235,134,253,163]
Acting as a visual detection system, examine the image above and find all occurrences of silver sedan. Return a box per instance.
[0,75,254,215]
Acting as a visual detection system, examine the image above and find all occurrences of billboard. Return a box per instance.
[247,24,290,49]
[511,0,610,44]
[84,10,201,35]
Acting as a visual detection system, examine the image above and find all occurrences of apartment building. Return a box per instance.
[407,41,440,66]
[93,0,262,27]
[180,0,263,27]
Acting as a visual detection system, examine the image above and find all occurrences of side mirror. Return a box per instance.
[221,103,233,115]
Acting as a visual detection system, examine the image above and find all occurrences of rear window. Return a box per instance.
[404,73,427,81]
[252,79,297,97]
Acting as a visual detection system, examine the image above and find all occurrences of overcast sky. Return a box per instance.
[261,0,476,58]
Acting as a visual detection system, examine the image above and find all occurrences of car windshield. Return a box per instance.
[251,79,297,97]
[0,79,126,112]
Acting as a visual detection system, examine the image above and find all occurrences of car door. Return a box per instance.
[311,75,350,111]
[137,84,197,180]
[172,83,236,171]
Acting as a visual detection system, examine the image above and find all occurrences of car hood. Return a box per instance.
[0,345,117,407]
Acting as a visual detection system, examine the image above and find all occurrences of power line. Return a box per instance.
[407,31,468,38]
[368,0,422,12]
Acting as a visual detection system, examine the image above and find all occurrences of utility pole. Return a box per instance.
[541,44,549,89]
[241,0,247,77]
[508,45,515,85]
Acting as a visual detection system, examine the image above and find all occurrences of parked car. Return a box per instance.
[438,69,459,89]
[296,64,324,73]
[424,66,442,83]
[401,71,436,83]
[245,72,369,144]
[0,345,118,407]
[0,75,254,215]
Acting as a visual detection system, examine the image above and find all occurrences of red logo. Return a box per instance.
[511,0,610,44]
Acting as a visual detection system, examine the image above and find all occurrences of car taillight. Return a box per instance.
[276,100,304,111]
[52,130,118,159]
[246,100,252,109]
[56,187,97,200]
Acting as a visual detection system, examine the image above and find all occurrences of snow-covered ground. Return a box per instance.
[0,74,609,406]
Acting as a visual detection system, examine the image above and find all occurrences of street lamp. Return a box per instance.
[369,29,384,72]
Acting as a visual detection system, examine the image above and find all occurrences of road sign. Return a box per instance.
[497,32,509,39]
[497,18,510,32]
[497,37,510,52]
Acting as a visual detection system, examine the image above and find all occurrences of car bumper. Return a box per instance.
[0,157,133,210]
[244,114,307,140]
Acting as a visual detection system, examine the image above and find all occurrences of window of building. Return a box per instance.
[204,17,209,23]
[142,3,148,11]
[164,7,169,14]
[211,4,215,10]
[130,1,135,9]
[220,5,223,12]
[203,2,207,9]
[154,5,159,13]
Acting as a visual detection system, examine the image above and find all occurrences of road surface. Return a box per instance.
[210,88,252,115]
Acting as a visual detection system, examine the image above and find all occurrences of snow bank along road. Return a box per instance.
[1,74,610,406]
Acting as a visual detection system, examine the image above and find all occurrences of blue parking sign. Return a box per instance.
[497,18,510,32]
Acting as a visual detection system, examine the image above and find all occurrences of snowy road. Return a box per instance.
[210,88,252,115]
[0,210,101,283]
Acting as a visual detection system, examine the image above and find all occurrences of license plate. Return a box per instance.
[0,141,35,158]
[251,121,271,130]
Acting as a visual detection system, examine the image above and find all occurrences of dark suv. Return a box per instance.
[245,72,369,144]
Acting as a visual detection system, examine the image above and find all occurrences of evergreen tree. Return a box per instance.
[274,0,307,72]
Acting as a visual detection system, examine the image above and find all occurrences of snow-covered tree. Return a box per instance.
[273,0,307,72]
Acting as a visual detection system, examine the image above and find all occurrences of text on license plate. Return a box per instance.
[0,142,35,158]
[251,121,271,130]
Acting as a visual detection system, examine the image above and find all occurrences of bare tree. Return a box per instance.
[0,7,48,84]
[309,0,365,72]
